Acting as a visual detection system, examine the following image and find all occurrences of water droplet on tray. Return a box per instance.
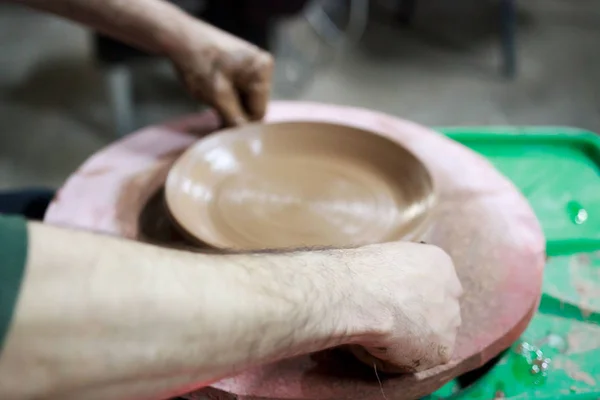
[511,341,551,386]
[567,201,588,225]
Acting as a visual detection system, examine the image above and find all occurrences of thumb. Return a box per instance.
[211,70,249,126]
[241,52,274,121]
[349,345,418,374]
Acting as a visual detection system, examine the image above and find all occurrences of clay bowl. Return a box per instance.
[165,121,436,251]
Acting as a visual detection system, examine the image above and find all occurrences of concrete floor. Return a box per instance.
[1,0,599,189]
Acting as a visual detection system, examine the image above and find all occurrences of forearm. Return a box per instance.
[9,0,207,57]
[0,222,353,399]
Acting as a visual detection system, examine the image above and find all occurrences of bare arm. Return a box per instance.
[9,0,274,125]
[10,0,198,57]
[0,222,361,399]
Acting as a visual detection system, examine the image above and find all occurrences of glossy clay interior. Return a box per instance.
[165,122,435,251]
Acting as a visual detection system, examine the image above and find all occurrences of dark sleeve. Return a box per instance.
[0,214,28,354]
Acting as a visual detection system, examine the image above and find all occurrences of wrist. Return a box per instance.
[257,250,380,348]
[160,14,221,64]
[153,9,198,59]
[310,248,394,346]
[224,250,359,357]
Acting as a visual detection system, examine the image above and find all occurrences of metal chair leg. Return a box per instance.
[106,65,135,137]
[500,0,517,78]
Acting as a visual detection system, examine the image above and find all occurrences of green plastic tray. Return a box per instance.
[440,127,600,256]
[422,127,600,399]
[427,253,600,400]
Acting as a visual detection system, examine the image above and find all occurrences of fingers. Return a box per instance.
[243,80,271,121]
[212,70,249,127]
[243,52,274,121]
[210,52,273,126]
[234,51,274,122]
[348,345,416,374]
[183,48,272,126]
[351,341,450,374]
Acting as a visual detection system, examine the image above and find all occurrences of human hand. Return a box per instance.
[169,21,274,127]
[337,242,463,373]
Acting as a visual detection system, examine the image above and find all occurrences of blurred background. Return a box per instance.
[0,0,599,189]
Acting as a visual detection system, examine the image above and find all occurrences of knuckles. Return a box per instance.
[256,51,275,73]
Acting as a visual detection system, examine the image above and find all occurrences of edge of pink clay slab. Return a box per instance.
[45,101,546,400]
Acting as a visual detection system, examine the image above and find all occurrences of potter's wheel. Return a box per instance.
[45,102,545,400]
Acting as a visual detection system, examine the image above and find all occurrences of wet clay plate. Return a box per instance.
[165,122,435,250]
